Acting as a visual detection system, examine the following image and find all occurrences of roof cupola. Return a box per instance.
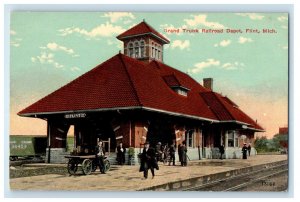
[117,20,170,63]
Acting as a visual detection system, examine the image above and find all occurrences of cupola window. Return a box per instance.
[140,41,145,57]
[158,49,161,60]
[128,43,134,57]
[152,42,155,58]
[134,41,140,58]
[117,20,170,62]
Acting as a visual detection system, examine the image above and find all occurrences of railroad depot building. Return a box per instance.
[18,20,264,163]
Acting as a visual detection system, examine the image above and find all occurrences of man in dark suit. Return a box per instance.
[139,142,158,179]
[178,143,182,163]
[117,142,126,165]
[179,141,188,166]
[169,143,176,166]
[247,143,251,157]
[219,144,225,160]
[95,140,106,172]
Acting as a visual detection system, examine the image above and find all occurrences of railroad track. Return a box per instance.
[183,162,288,191]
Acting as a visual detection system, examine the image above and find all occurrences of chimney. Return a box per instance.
[203,78,213,90]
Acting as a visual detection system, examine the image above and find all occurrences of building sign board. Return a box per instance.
[64,113,86,119]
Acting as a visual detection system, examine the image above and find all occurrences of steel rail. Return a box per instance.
[183,163,288,191]
[224,169,288,191]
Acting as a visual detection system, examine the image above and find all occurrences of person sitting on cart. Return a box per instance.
[95,140,106,172]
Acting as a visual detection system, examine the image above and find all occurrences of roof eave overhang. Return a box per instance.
[18,106,218,123]
[219,120,251,126]
[19,107,263,131]
[18,106,265,132]
[219,120,265,132]
[142,107,217,122]
[245,127,265,132]
[18,106,141,117]
[117,32,170,44]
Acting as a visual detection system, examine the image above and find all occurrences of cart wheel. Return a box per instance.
[82,159,92,175]
[101,159,111,174]
[67,159,78,175]
[92,159,97,172]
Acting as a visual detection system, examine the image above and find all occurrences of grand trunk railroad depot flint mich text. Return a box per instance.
[164,28,277,34]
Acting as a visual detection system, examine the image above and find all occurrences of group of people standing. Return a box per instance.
[242,143,251,159]
[139,141,188,179]
[98,140,254,180]
[219,143,252,160]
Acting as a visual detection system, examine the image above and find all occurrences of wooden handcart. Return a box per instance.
[65,155,110,175]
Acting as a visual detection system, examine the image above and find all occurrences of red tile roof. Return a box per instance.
[18,53,263,131]
[18,54,141,114]
[163,74,181,87]
[200,92,233,121]
[222,96,238,107]
[201,91,264,131]
[125,57,216,121]
[117,21,170,44]
[214,92,263,130]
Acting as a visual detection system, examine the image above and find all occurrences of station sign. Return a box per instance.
[64,113,87,119]
[242,125,248,129]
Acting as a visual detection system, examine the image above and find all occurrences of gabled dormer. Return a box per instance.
[163,74,190,96]
[117,20,170,63]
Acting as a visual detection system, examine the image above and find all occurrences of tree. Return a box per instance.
[272,133,288,152]
[254,136,269,153]
[254,134,288,153]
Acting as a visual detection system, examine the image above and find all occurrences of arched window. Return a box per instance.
[155,45,162,60]
[134,41,140,58]
[152,42,155,58]
[128,42,134,57]
[140,40,145,57]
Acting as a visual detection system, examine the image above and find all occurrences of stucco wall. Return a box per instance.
[45,148,69,163]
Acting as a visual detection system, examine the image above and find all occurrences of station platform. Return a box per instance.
[9,154,288,191]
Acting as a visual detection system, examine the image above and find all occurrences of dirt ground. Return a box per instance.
[9,155,288,191]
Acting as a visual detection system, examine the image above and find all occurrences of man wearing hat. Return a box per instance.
[242,143,248,159]
[95,140,106,173]
[219,144,225,160]
[247,143,252,157]
[139,141,158,179]
[179,141,188,166]
[155,142,163,161]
